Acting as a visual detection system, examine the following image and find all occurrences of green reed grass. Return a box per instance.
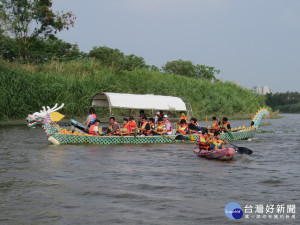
[0,59,266,120]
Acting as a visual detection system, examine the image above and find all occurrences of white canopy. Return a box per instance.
[91,92,187,112]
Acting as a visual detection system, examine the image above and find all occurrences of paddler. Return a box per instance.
[105,117,120,136]
[219,117,231,132]
[212,131,227,150]
[139,116,151,136]
[89,119,101,136]
[128,116,137,135]
[196,128,214,150]
[120,118,131,136]
[176,119,188,135]
[210,116,219,133]
[153,118,167,135]
[163,114,172,135]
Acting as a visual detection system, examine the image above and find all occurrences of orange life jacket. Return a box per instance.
[198,134,210,150]
[121,124,131,135]
[128,120,137,134]
[210,121,219,132]
[178,125,188,134]
[89,124,97,136]
[140,122,150,135]
[156,124,165,133]
[220,121,230,131]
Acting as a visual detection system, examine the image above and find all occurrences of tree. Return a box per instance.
[89,46,125,70]
[27,35,84,62]
[0,0,76,61]
[162,59,219,82]
[88,46,149,71]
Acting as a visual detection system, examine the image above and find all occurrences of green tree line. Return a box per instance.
[0,0,220,81]
[266,92,300,113]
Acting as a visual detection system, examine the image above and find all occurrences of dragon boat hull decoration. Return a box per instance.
[26,102,269,145]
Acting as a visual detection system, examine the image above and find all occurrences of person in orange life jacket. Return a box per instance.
[197,128,215,150]
[154,118,167,135]
[105,117,120,136]
[89,119,101,136]
[83,107,97,131]
[176,119,188,134]
[128,116,137,135]
[218,117,231,131]
[120,118,131,136]
[188,117,201,134]
[210,116,219,133]
[140,116,151,135]
[212,131,227,150]
[163,114,172,135]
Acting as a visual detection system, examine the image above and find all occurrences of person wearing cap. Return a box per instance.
[163,114,172,135]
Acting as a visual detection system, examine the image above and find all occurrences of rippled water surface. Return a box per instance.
[0,115,299,224]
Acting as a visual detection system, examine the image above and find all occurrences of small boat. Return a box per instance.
[194,147,236,160]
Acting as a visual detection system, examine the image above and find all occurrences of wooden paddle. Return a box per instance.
[152,130,176,142]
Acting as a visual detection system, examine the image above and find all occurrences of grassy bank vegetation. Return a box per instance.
[0,59,266,121]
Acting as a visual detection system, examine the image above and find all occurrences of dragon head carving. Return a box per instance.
[26,103,64,128]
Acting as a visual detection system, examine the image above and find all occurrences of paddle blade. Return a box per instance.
[50,112,65,122]
[190,133,195,142]
[237,147,253,155]
[175,135,191,141]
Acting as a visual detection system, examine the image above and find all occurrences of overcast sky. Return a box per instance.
[52,0,300,93]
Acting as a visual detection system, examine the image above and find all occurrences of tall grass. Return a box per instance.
[0,59,266,120]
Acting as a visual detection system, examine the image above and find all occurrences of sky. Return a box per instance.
[52,0,300,93]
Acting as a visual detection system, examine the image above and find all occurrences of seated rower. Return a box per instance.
[83,107,97,131]
[219,117,231,132]
[197,129,213,150]
[120,118,131,136]
[105,117,120,136]
[163,114,172,135]
[128,116,137,135]
[176,119,188,135]
[89,119,101,136]
[140,116,151,136]
[188,117,201,134]
[154,118,167,135]
[210,116,219,133]
[212,131,227,150]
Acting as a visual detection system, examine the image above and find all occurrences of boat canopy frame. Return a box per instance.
[91,92,193,118]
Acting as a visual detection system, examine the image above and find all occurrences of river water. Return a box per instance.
[0,114,299,225]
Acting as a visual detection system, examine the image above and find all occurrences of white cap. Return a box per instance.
[163,115,168,118]
[156,111,160,115]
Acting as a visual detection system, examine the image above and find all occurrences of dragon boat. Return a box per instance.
[26,92,269,145]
